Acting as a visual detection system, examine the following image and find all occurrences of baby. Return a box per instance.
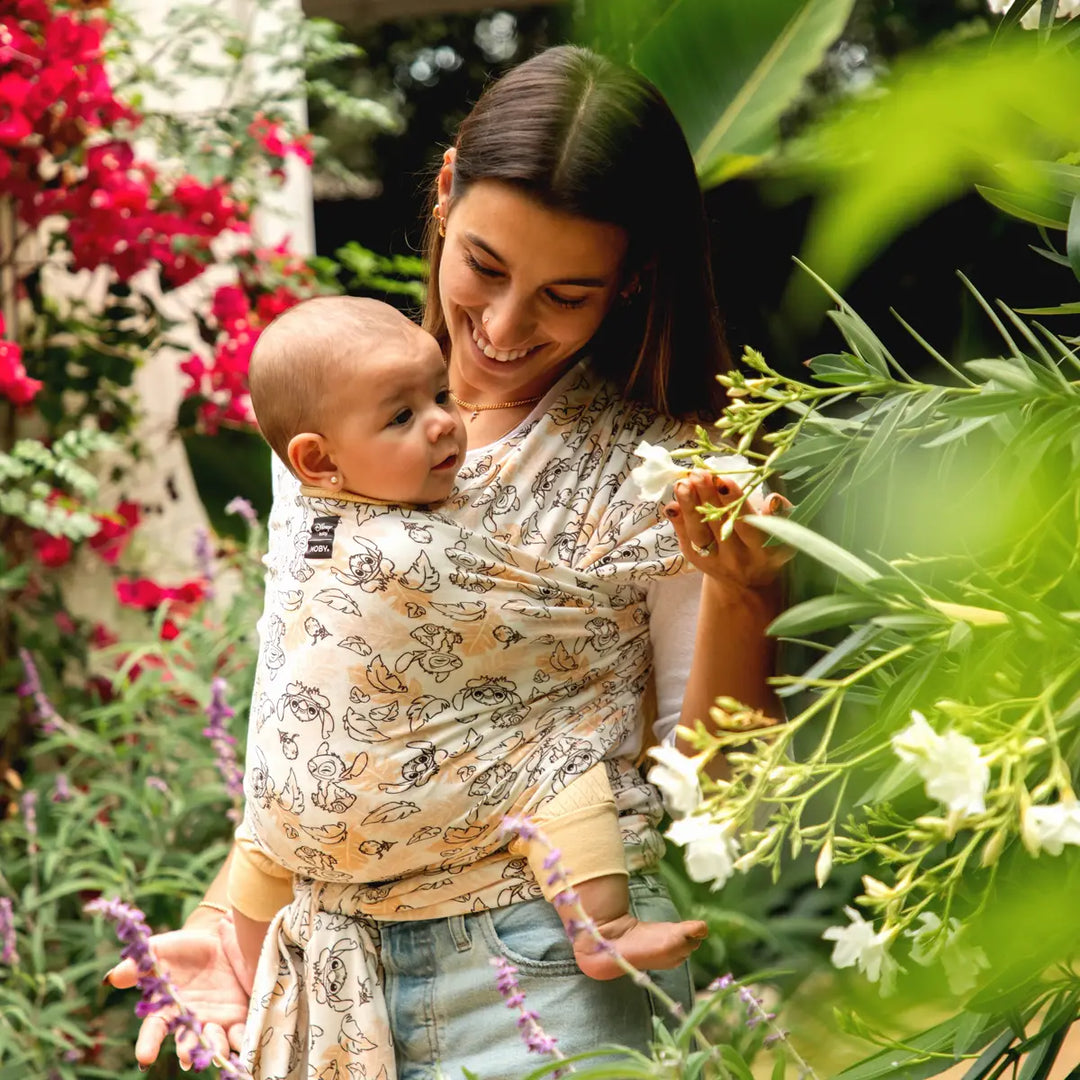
[229,295,706,989]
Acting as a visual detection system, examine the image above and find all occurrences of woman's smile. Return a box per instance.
[437,180,628,404]
[469,319,542,363]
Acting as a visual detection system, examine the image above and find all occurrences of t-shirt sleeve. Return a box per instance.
[647,571,703,746]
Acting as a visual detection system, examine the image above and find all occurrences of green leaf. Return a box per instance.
[854,759,919,806]
[793,38,1080,295]
[1068,193,1080,284]
[936,391,1021,418]
[977,185,1071,230]
[831,1015,1010,1080]
[769,594,883,636]
[716,1045,756,1080]
[806,351,874,386]
[627,0,856,184]
[1016,1021,1070,1080]
[965,359,1042,393]
[960,1030,1016,1080]
[745,514,880,585]
[828,311,890,378]
[1015,301,1080,315]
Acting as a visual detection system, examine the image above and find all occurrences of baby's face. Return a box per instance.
[328,328,466,505]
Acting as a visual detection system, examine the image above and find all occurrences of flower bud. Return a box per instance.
[861,875,892,900]
[815,839,833,888]
[980,828,1006,867]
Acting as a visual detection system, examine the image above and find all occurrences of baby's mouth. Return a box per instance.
[433,451,459,471]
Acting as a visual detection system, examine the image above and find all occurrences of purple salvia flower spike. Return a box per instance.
[0,897,17,966]
[86,897,251,1078]
[203,677,244,821]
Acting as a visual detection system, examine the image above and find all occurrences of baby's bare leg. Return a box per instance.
[562,874,707,982]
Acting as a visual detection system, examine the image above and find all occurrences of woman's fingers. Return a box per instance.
[665,470,793,587]
[104,958,139,990]
[134,1012,171,1067]
[227,1022,246,1053]
[202,1023,231,1065]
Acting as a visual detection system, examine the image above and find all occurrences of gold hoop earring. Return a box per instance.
[432,204,446,239]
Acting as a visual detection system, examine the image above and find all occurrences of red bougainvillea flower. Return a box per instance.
[0,73,33,145]
[88,501,140,564]
[0,313,41,405]
[211,284,250,328]
[114,577,165,610]
[33,532,74,568]
[115,576,207,611]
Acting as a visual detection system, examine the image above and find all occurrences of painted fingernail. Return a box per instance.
[664,506,678,518]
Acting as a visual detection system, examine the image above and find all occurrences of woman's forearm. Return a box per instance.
[183,846,235,930]
[678,575,782,744]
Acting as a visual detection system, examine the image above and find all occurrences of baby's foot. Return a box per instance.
[573,914,707,981]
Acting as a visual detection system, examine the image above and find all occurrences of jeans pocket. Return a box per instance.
[478,896,580,976]
[627,873,695,1021]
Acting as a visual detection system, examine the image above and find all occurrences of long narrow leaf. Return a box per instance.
[744,514,880,584]
[630,0,855,184]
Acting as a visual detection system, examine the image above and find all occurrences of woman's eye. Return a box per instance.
[435,388,450,405]
[390,408,413,426]
[464,251,502,278]
[547,291,587,310]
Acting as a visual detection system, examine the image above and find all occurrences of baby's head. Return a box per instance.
[249,296,466,505]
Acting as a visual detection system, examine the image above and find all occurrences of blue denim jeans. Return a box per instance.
[380,873,693,1080]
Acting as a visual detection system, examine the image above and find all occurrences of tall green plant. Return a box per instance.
[576,0,857,184]
[663,266,1080,1075]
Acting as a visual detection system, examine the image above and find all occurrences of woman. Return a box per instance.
[106,44,787,1078]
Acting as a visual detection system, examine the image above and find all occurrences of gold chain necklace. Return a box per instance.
[450,390,543,421]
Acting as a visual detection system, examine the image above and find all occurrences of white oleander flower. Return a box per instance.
[630,441,687,501]
[988,0,1080,28]
[822,906,898,991]
[630,444,760,503]
[701,452,753,485]
[905,912,990,996]
[665,813,740,890]
[892,711,989,819]
[1021,799,1080,856]
[646,745,702,817]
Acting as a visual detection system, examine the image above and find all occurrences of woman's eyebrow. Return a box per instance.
[463,233,608,288]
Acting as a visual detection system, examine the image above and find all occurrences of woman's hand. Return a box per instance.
[664,470,791,590]
[104,916,250,1069]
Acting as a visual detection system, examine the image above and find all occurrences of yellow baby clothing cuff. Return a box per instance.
[228,829,296,922]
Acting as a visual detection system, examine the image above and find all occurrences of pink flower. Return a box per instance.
[212,284,250,327]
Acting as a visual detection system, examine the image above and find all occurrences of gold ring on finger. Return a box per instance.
[690,538,717,557]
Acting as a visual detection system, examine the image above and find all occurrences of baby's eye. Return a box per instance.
[435,389,450,405]
[390,408,413,426]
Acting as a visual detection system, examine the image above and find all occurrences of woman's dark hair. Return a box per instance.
[421,44,730,420]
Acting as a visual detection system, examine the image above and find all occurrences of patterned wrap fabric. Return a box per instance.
[241,359,698,1078]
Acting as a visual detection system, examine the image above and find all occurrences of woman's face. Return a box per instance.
[438,179,629,401]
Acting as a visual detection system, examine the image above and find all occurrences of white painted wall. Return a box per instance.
[62,0,312,612]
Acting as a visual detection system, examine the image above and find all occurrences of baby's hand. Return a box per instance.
[664,468,791,589]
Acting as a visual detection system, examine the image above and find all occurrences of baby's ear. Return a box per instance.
[288,433,338,487]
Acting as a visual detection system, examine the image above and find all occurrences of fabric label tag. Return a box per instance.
[305,515,340,559]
